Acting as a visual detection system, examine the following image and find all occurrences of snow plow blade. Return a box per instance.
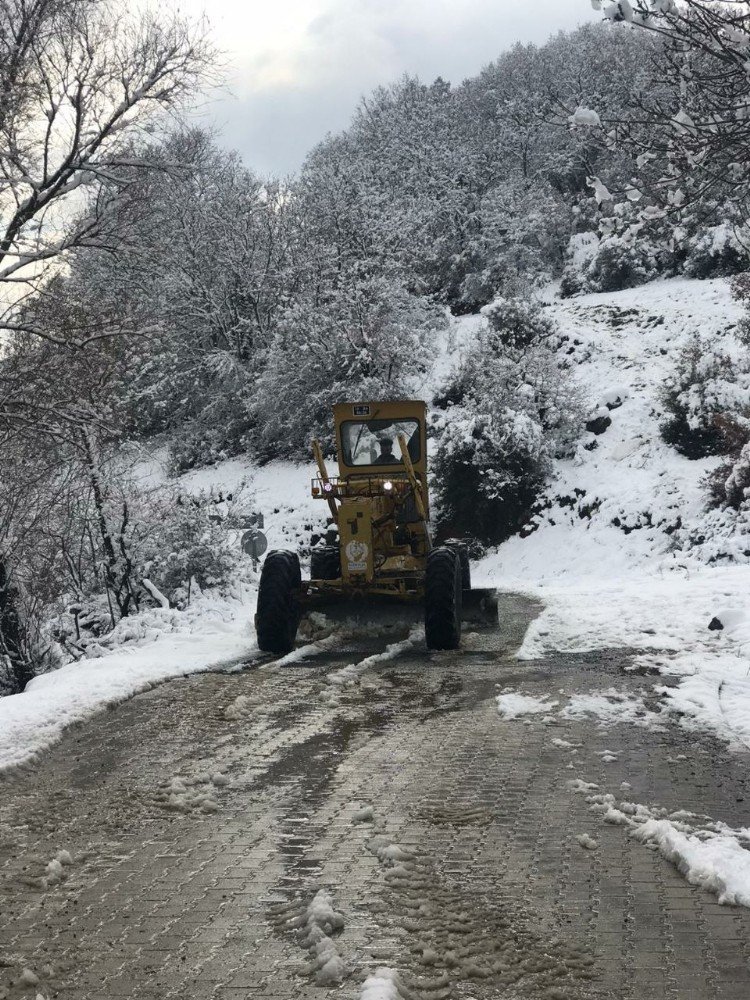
[300,588,498,631]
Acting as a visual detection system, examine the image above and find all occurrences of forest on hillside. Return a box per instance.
[3,0,750,692]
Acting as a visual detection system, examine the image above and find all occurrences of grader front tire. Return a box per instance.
[425,546,462,650]
[256,550,302,655]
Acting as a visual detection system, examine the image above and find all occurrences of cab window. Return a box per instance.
[341,419,420,466]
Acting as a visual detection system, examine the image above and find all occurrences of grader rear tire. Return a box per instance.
[425,546,462,650]
[256,550,302,654]
[310,545,341,581]
[445,539,472,591]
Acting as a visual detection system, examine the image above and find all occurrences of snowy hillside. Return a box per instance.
[485,276,747,583]
[479,277,750,750]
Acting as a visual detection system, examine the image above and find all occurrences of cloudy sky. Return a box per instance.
[181,0,597,176]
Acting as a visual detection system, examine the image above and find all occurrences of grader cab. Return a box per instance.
[255,400,476,655]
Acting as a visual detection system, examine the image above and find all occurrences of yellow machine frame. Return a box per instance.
[308,400,431,601]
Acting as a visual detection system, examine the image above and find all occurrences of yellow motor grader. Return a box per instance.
[255,400,478,654]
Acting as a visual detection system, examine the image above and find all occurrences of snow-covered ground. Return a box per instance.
[479,277,750,749]
[0,594,257,772]
[0,454,340,771]
[3,276,750,772]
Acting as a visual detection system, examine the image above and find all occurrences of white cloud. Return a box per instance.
[179,0,599,173]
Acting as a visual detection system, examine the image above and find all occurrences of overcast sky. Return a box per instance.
[180,0,598,176]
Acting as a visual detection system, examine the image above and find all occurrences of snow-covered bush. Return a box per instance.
[660,336,750,459]
[707,443,750,512]
[134,490,240,607]
[480,297,557,351]
[585,234,659,293]
[560,233,600,298]
[432,299,584,545]
[252,278,446,460]
[683,223,750,280]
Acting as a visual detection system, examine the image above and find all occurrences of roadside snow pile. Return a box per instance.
[512,569,750,745]
[0,597,257,772]
[476,277,750,747]
[574,783,750,908]
[67,589,253,658]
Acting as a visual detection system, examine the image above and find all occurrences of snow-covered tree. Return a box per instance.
[252,277,446,459]
[660,335,750,458]
[432,298,583,545]
[589,1,750,222]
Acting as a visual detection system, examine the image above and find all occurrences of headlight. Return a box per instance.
[383,480,393,492]
[323,481,334,493]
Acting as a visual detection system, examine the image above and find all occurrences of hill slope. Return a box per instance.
[479,277,750,749]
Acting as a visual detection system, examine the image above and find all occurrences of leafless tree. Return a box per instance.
[0,0,214,340]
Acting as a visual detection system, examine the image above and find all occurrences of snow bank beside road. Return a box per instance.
[513,569,750,746]
[0,595,256,773]
[578,786,750,909]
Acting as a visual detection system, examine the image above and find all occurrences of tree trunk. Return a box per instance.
[0,558,32,693]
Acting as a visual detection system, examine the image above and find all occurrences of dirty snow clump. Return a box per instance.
[496,692,559,720]
[359,967,405,999]
[298,889,347,985]
[576,833,599,850]
[352,804,375,824]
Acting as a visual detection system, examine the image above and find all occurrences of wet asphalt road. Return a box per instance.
[2,595,750,1000]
